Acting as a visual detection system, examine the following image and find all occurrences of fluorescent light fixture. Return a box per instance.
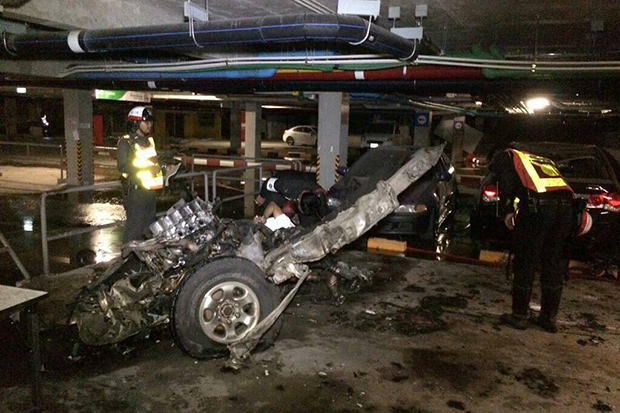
[370,143,379,148]
[475,101,483,106]
[151,93,221,101]
[525,97,550,112]
[261,105,296,109]
[16,87,27,94]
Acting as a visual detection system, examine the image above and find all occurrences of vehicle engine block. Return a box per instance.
[134,198,220,276]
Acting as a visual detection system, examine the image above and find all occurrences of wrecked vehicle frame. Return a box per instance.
[72,145,445,363]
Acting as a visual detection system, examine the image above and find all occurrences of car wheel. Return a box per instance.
[285,136,295,146]
[171,257,282,359]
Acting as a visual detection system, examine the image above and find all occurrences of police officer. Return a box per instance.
[491,147,575,333]
[254,170,329,227]
[117,106,163,243]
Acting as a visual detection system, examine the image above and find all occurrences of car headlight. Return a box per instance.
[394,204,428,214]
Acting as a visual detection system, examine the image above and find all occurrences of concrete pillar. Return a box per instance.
[230,108,241,154]
[450,116,465,167]
[5,98,18,138]
[318,92,348,189]
[338,94,350,169]
[63,89,94,186]
[413,111,433,147]
[244,102,262,217]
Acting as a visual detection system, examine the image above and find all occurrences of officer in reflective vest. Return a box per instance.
[490,147,575,333]
[117,106,163,243]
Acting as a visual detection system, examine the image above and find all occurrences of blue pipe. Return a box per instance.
[2,14,417,61]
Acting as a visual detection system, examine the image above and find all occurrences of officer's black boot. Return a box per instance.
[500,286,531,330]
[538,287,563,333]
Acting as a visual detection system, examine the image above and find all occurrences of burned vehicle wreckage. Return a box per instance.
[72,146,445,363]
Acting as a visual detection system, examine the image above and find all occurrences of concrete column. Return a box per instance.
[5,98,18,138]
[63,89,94,186]
[413,111,433,147]
[244,103,262,217]
[318,92,348,189]
[338,94,350,169]
[450,116,466,167]
[230,108,241,154]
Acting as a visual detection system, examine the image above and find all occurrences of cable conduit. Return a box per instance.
[2,14,417,61]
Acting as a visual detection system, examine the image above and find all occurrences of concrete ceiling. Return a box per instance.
[2,0,619,57]
[1,0,619,116]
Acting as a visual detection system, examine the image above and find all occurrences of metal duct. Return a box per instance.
[1,14,417,60]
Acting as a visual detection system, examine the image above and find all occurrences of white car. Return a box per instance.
[282,125,318,146]
[360,121,399,149]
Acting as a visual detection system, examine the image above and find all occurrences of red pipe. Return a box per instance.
[272,66,484,81]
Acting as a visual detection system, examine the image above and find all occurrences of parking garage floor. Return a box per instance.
[1,250,619,413]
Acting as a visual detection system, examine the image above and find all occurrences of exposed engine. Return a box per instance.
[128,198,221,277]
[72,198,256,346]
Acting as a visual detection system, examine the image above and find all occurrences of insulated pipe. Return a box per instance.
[272,66,484,81]
[1,76,618,96]
[1,14,417,60]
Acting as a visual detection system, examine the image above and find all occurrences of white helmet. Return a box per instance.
[127,106,153,122]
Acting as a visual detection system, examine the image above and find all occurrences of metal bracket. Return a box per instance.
[184,0,209,48]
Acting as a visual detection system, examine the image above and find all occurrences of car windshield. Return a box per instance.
[366,123,395,134]
[556,157,609,180]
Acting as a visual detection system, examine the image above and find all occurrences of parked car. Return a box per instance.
[282,125,317,146]
[360,121,399,149]
[328,145,458,243]
[470,142,620,259]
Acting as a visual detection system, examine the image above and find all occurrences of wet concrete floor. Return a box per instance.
[1,250,620,412]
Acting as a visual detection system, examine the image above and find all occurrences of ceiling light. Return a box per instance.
[151,93,220,101]
[261,105,296,109]
[525,97,550,112]
[475,101,483,106]
[601,109,612,114]
[16,87,27,94]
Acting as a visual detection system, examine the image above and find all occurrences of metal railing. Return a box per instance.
[212,166,263,203]
[40,181,123,276]
[0,140,65,181]
[180,153,303,172]
[39,171,209,276]
[0,230,31,280]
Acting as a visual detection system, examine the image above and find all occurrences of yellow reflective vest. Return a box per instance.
[121,136,163,190]
[508,149,572,194]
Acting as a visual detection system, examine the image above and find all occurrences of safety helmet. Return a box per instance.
[127,106,154,132]
[575,210,593,237]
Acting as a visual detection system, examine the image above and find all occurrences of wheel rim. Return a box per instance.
[198,280,261,344]
[286,137,294,145]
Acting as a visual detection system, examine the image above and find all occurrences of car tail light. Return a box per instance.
[587,192,620,212]
[482,184,499,203]
[608,192,620,208]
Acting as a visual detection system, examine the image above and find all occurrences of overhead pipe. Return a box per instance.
[1,13,418,61]
[1,74,618,97]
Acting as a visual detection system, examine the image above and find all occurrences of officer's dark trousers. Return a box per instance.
[122,187,157,243]
[511,199,573,322]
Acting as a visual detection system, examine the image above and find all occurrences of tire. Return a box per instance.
[285,136,295,146]
[171,257,283,359]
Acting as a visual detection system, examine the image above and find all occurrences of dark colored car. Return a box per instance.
[328,145,458,243]
[470,142,620,259]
